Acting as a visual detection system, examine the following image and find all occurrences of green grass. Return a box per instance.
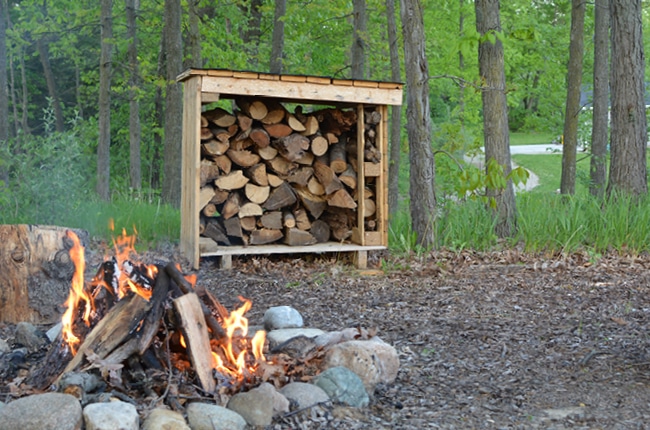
[510,131,556,146]
[512,153,593,195]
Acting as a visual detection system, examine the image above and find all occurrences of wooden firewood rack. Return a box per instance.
[177,69,403,269]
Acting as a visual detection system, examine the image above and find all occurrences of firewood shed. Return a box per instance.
[177,69,403,270]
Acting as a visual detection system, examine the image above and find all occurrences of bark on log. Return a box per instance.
[0,225,88,324]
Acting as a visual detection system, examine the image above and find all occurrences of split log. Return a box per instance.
[240,216,257,231]
[294,208,311,230]
[202,140,229,158]
[203,107,236,127]
[203,218,230,245]
[245,163,269,186]
[173,293,217,393]
[227,149,260,168]
[239,202,263,218]
[287,113,306,132]
[214,155,232,175]
[310,219,331,243]
[267,174,284,188]
[282,211,296,229]
[221,192,242,219]
[295,151,314,166]
[245,183,271,204]
[256,145,277,160]
[313,162,343,195]
[300,115,319,136]
[260,211,283,230]
[287,166,313,187]
[263,182,297,211]
[200,162,221,187]
[338,164,358,190]
[261,101,286,124]
[294,186,327,219]
[250,128,271,148]
[307,176,325,196]
[200,127,213,141]
[284,228,316,246]
[202,203,218,217]
[215,170,249,191]
[237,98,268,120]
[236,111,253,131]
[327,189,357,209]
[266,155,298,176]
[0,225,88,324]
[264,123,293,138]
[229,137,253,151]
[329,141,348,174]
[273,133,310,161]
[199,186,216,212]
[249,228,283,245]
[224,217,244,238]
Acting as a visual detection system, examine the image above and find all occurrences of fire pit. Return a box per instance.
[0,227,399,428]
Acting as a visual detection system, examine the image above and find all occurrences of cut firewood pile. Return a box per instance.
[199,98,382,247]
[0,229,399,428]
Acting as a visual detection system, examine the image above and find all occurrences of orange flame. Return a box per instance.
[209,297,267,381]
[61,231,93,354]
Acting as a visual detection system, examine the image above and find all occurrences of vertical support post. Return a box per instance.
[378,105,389,246]
[180,76,203,269]
[354,104,366,245]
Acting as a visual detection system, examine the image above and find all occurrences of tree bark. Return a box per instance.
[186,0,202,68]
[36,37,65,132]
[269,0,286,74]
[162,0,184,207]
[560,0,585,195]
[241,0,262,69]
[351,0,367,79]
[606,0,647,197]
[590,0,609,198]
[400,0,437,248]
[0,0,8,177]
[97,0,113,200]
[126,0,142,191]
[386,0,402,218]
[475,0,517,237]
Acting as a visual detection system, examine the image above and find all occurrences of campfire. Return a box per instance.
[31,226,278,396]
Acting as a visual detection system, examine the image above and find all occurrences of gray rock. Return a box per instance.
[280,382,330,410]
[0,392,82,430]
[266,328,325,349]
[0,338,10,354]
[83,400,139,430]
[186,402,246,430]
[227,382,289,426]
[263,306,304,330]
[14,322,46,351]
[322,337,400,394]
[142,408,190,430]
[312,366,369,408]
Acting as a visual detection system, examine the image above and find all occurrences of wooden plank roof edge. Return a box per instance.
[176,68,403,88]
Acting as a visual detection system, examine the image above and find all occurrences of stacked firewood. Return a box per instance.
[199,98,382,247]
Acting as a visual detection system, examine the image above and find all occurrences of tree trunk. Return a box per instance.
[560,0,585,195]
[186,0,202,68]
[606,0,647,197]
[36,38,65,132]
[269,0,286,74]
[0,0,8,150]
[351,0,367,79]
[241,0,262,69]
[162,0,183,207]
[97,0,113,200]
[400,0,437,248]
[386,0,402,218]
[590,0,609,198]
[475,0,517,238]
[126,0,142,191]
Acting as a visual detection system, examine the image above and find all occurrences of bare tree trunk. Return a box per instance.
[400,0,437,248]
[269,0,286,74]
[386,0,402,217]
[36,38,65,132]
[19,47,30,135]
[97,0,113,200]
[186,0,202,69]
[126,0,141,191]
[151,35,165,191]
[560,0,585,195]
[475,0,516,238]
[162,0,183,207]
[458,0,466,128]
[241,0,262,69]
[590,0,609,198]
[607,0,647,197]
[351,0,367,79]
[0,0,8,145]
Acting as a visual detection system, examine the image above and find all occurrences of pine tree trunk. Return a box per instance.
[590,0,609,198]
[560,0,585,195]
[386,0,402,218]
[400,0,437,248]
[607,0,647,197]
[126,0,142,191]
[475,0,517,238]
[269,0,286,74]
[97,0,113,200]
[351,0,367,79]
[162,0,183,207]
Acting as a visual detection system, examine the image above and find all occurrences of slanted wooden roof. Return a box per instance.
[177,68,403,106]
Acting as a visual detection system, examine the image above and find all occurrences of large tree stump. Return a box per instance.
[0,225,89,324]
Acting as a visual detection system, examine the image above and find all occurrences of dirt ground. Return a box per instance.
[4,246,650,429]
[195,249,650,429]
